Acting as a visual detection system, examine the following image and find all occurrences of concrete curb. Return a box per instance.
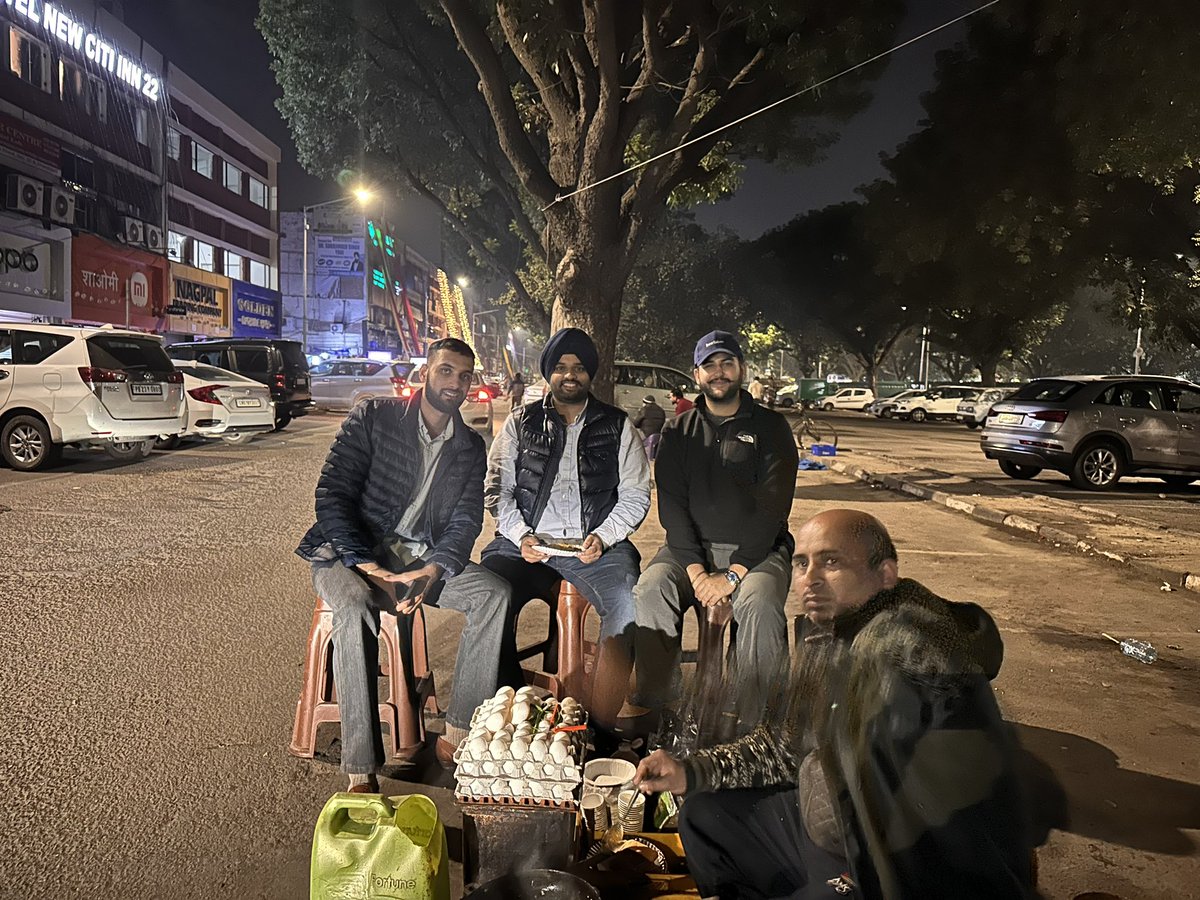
[825,457,1200,595]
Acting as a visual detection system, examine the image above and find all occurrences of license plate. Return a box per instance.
[996,412,1023,425]
[235,398,262,408]
[130,383,163,396]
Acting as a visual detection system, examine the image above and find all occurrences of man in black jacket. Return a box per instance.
[635,510,1032,899]
[297,338,512,790]
[620,330,798,734]
[484,328,651,731]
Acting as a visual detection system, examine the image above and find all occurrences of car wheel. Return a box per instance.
[1159,475,1197,489]
[104,439,153,461]
[273,412,292,432]
[1,415,55,472]
[822,403,834,411]
[1070,441,1125,490]
[155,435,182,451]
[999,460,1042,480]
[909,408,927,423]
[880,408,894,419]
[861,403,872,412]
[221,432,256,445]
[965,422,980,430]
[779,398,794,408]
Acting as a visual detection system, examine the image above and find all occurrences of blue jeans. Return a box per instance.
[481,535,640,727]
[310,543,513,774]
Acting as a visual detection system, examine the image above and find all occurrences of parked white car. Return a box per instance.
[957,387,1014,429]
[820,387,876,411]
[309,358,413,411]
[0,323,185,471]
[158,361,275,448]
[892,385,981,423]
[614,361,699,419]
[868,388,925,418]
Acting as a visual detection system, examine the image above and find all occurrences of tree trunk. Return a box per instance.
[976,356,1000,386]
[550,239,629,404]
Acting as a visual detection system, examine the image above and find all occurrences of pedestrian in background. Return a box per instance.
[633,394,666,461]
[670,387,694,416]
[749,375,765,403]
[509,371,526,410]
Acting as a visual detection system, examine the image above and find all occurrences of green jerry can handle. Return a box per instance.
[322,792,396,842]
[390,794,439,850]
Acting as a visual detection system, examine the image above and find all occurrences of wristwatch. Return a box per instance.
[723,569,742,589]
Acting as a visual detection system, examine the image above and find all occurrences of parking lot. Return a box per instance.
[3,409,1199,898]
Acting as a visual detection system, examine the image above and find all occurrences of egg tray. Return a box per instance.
[453,790,580,812]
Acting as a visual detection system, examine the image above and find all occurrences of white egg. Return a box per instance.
[489,736,510,758]
[549,741,569,763]
[529,739,549,762]
[468,736,488,757]
[515,723,534,738]
[510,701,531,724]
[536,720,551,734]
[511,737,530,759]
[485,711,507,733]
[495,686,516,700]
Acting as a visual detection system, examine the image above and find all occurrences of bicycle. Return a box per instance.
[792,409,838,452]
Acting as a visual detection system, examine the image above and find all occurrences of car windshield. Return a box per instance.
[1010,379,1083,402]
[390,363,413,379]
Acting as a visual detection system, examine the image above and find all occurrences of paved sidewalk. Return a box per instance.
[823,451,1200,594]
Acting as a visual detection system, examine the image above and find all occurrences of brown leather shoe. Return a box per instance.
[346,774,379,793]
[435,736,457,770]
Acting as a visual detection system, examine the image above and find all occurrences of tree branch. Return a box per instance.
[438,0,560,205]
[496,0,574,130]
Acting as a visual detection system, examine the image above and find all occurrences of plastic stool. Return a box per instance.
[289,576,438,762]
[516,580,598,705]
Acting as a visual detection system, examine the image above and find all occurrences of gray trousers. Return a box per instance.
[631,543,792,725]
[311,552,512,774]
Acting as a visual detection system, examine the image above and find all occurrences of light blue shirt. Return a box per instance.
[392,413,454,559]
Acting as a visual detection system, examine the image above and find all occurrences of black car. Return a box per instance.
[165,339,313,429]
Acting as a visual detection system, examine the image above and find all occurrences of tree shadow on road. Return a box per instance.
[1014,722,1200,855]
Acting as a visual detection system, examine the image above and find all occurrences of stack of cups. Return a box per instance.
[617,789,646,833]
[580,792,608,839]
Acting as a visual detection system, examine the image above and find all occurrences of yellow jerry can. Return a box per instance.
[311,792,450,900]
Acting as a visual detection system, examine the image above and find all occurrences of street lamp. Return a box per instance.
[471,307,504,370]
[456,275,470,288]
[301,188,373,352]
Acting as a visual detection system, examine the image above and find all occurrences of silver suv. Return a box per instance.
[981,375,1200,490]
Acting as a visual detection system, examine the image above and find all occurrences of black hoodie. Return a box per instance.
[655,389,799,569]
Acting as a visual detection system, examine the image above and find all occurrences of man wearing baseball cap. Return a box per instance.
[620,329,798,736]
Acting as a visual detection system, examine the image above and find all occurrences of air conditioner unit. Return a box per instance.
[122,216,145,245]
[143,224,164,252]
[48,187,75,224]
[5,175,44,216]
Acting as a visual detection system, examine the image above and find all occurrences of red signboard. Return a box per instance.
[0,111,61,179]
[71,234,168,331]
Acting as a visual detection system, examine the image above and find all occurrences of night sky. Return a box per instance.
[122,0,971,239]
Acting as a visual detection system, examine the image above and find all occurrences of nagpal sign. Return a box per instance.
[167,264,230,337]
[3,0,162,102]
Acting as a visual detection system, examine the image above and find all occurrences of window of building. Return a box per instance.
[167,128,181,160]
[59,60,89,112]
[167,231,187,263]
[249,259,269,288]
[90,78,107,123]
[224,251,243,279]
[60,151,95,191]
[249,177,268,209]
[193,240,215,272]
[192,143,214,179]
[9,26,50,93]
[224,161,243,195]
[134,108,149,146]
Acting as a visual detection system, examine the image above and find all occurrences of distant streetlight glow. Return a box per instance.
[353,187,374,204]
[456,276,470,288]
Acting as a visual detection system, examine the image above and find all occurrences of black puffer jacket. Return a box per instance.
[296,393,485,576]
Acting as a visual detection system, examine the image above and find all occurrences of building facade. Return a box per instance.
[0,0,280,340]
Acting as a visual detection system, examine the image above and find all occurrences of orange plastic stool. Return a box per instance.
[289,576,438,762]
[516,580,598,705]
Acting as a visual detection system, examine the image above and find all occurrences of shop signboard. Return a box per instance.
[0,232,52,297]
[167,264,231,337]
[313,233,365,300]
[71,234,165,330]
[230,279,281,339]
[0,111,60,180]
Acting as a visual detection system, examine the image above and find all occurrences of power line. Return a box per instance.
[543,0,1001,210]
